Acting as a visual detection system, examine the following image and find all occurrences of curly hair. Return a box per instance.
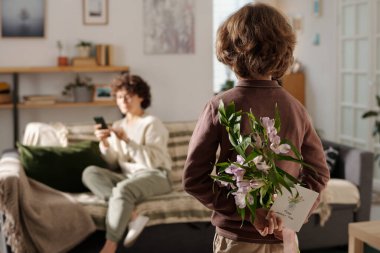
[111,73,151,109]
[215,3,296,80]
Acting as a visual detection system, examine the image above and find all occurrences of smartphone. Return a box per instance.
[93,116,108,129]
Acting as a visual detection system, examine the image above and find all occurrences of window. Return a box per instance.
[212,0,253,92]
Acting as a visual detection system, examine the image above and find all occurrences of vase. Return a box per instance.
[77,46,91,58]
[73,86,93,102]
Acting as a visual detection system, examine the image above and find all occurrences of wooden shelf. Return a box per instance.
[0,65,128,146]
[0,104,12,109]
[0,66,129,74]
[0,101,115,109]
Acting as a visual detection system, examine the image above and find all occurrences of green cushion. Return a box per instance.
[17,141,107,193]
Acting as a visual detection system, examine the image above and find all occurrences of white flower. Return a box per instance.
[233,191,247,208]
[253,155,271,173]
[270,143,291,154]
[250,179,265,189]
[252,133,263,148]
[236,155,245,165]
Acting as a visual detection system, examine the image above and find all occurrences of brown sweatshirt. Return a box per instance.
[183,79,330,244]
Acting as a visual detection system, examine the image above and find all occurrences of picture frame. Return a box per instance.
[83,0,108,25]
[93,84,114,101]
[1,0,46,38]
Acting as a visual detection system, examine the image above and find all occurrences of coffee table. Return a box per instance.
[349,220,380,253]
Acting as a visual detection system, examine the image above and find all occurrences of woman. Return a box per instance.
[82,74,172,253]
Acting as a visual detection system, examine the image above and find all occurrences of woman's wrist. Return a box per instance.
[101,139,110,148]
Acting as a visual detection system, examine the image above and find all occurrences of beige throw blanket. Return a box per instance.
[0,155,96,253]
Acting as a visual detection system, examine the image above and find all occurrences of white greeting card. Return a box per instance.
[269,184,319,232]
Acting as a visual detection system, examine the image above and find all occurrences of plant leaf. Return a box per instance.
[362,111,379,118]
[274,103,281,132]
[377,95,380,107]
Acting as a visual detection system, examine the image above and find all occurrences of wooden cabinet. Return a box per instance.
[282,72,305,106]
[0,66,129,146]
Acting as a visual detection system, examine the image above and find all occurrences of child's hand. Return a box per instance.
[253,209,283,237]
[111,127,129,143]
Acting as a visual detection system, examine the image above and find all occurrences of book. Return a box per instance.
[72,57,97,67]
[23,100,56,105]
[96,44,113,66]
[106,45,113,66]
[96,45,106,66]
[269,184,319,232]
[24,95,57,101]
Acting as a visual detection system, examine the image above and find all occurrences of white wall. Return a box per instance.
[278,0,338,141]
[0,0,213,152]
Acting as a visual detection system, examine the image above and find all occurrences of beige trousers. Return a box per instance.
[213,233,284,253]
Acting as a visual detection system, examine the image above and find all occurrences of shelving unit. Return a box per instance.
[0,66,129,146]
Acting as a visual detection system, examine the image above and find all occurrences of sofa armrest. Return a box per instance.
[321,140,374,221]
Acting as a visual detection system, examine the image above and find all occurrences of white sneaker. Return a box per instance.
[123,215,150,247]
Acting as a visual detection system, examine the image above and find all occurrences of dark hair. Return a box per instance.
[215,3,296,80]
[111,73,151,109]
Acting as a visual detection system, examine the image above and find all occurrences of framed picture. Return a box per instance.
[1,0,46,38]
[93,84,114,101]
[143,0,195,54]
[83,0,108,25]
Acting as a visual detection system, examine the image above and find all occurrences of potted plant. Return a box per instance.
[62,75,94,102]
[57,40,68,66]
[76,40,92,58]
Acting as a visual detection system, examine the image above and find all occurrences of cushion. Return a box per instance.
[323,178,360,205]
[164,121,197,191]
[17,141,107,193]
[323,145,340,177]
[70,190,212,230]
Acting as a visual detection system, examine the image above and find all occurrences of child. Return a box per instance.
[183,3,330,253]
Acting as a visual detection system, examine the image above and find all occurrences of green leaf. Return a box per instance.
[246,191,257,223]
[226,102,236,118]
[282,139,303,160]
[237,207,246,228]
[274,103,281,132]
[276,172,293,194]
[215,161,231,167]
[210,175,235,183]
[374,121,380,137]
[362,111,379,118]
[276,166,300,184]
[246,151,260,162]
[259,186,268,206]
[276,154,313,169]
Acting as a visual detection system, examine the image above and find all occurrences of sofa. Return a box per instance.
[0,121,374,252]
[297,140,374,250]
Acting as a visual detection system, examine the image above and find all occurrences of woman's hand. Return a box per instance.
[94,124,111,147]
[111,127,130,143]
[253,209,283,237]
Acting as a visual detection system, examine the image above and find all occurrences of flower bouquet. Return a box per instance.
[212,101,311,224]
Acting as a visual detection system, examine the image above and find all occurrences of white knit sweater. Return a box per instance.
[100,114,172,175]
